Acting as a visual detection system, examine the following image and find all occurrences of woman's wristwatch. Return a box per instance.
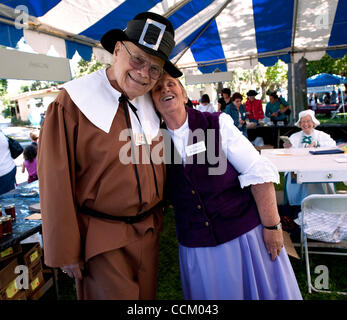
[263,222,282,230]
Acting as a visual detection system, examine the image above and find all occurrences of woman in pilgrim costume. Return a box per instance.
[284,109,336,206]
[151,72,302,300]
[37,12,182,300]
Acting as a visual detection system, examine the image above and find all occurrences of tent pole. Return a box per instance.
[173,0,233,65]
[163,0,192,17]
[291,53,296,123]
[290,0,298,123]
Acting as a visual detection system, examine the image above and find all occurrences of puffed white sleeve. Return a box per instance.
[317,130,336,147]
[219,113,280,188]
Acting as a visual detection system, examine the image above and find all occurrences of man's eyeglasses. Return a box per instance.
[121,42,163,80]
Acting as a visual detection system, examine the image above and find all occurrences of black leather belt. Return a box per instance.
[80,206,153,224]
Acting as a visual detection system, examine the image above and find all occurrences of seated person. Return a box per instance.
[224,92,248,137]
[283,110,336,206]
[196,94,215,113]
[265,92,290,125]
[220,88,232,111]
[245,90,264,127]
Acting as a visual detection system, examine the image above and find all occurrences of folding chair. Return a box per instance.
[299,194,347,295]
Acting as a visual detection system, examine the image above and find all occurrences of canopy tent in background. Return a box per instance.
[0,0,347,120]
[307,73,347,118]
[307,73,347,87]
[0,0,346,73]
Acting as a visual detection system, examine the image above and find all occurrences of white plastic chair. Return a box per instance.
[299,194,347,295]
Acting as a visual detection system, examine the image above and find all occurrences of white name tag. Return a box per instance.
[135,133,152,146]
[186,141,206,157]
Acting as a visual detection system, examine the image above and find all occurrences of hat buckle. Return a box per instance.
[138,18,166,51]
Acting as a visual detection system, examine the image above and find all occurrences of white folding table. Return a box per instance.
[261,148,347,183]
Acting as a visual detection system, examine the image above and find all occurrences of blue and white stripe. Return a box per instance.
[0,0,346,74]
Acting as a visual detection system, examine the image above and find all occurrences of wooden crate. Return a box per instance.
[0,245,22,263]
[0,258,18,290]
[20,243,42,268]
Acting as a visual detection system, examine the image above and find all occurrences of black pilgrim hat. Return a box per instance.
[101,12,182,78]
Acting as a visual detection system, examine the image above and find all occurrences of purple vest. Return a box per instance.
[166,108,260,247]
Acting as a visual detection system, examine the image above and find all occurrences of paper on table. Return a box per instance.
[335,158,347,163]
[25,213,41,220]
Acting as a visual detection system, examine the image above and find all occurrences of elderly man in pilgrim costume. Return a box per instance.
[283,109,336,206]
[37,12,182,300]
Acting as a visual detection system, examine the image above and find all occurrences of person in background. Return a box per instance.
[197,94,215,113]
[185,98,194,109]
[224,92,248,137]
[323,92,330,104]
[217,95,226,112]
[30,130,40,148]
[221,88,232,111]
[0,130,17,195]
[330,90,337,104]
[22,144,38,184]
[265,92,290,125]
[245,90,264,127]
[283,109,336,206]
[151,72,302,300]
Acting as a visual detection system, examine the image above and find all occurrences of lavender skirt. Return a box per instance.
[179,225,302,300]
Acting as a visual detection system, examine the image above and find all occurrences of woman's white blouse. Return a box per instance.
[167,113,279,188]
[289,129,336,148]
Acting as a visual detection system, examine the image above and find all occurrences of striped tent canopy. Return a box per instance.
[0,0,346,75]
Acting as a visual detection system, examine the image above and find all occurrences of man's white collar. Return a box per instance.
[63,68,160,138]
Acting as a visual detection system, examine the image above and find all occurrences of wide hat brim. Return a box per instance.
[247,90,258,96]
[101,29,182,78]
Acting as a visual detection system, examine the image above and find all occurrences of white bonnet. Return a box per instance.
[294,109,320,127]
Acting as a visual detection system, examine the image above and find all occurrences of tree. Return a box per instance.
[227,60,288,103]
[0,79,7,96]
[20,80,60,93]
[306,54,347,77]
[74,55,107,79]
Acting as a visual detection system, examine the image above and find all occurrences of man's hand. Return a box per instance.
[263,228,284,261]
[61,261,85,280]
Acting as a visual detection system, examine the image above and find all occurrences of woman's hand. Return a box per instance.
[283,142,292,148]
[263,228,284,261]
[61,261,85,280]
[308,141,317,148]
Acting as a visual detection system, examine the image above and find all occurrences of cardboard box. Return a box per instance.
[283,231,300,259]
[0,245,22,263]
[254,144,274,152]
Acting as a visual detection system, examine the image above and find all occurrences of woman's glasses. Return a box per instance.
[121,42,163,80]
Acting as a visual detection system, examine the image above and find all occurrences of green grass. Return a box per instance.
[54,190,347,300]
[55,208,347,300]
[316,113,347,125]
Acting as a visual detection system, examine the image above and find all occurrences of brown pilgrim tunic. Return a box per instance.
[37,86,165,298]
